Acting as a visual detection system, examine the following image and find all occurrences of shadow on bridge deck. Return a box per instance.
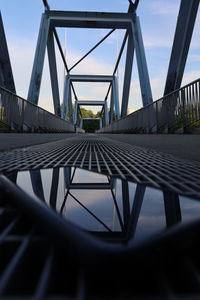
[101,133,200,163]
[0,133,76,152]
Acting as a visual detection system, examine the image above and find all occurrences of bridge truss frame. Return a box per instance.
[62,75,119,126]
[27,3,153,123]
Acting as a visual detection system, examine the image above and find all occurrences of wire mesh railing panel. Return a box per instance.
[97,78,200,133]
[0,86,82,133]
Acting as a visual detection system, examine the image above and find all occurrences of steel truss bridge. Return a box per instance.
[0,0,200,299]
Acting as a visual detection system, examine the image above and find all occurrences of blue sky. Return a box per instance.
[1,0,200,114]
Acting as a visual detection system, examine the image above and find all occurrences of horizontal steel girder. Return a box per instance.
[67,183,113,190]
[47,10,133,29]
[77,100,105,106]
[68,75,114,82]
[81,118,102,120]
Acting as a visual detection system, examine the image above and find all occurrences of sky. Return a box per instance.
[1,0,200,114]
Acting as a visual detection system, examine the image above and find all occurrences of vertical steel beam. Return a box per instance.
[80,118,83,129]
[49,168,60,209]
[62,75,70,119]
[64,167,71,189]
[27,13,50,104]
[73,101,79,125]
[112,76,120,120]
[163,190,182,227]
[68,85,73,122]
[99,118,102,129]
[164,0,199,95]
[104,101,109,126]
[109,89,114,124]
[0,12,16,93]
[30,170,45,201]
[127,184,146,240]
[47,29,61,116]
[132,15,153,106]
[122,180,130,231]
[121,29,134,118]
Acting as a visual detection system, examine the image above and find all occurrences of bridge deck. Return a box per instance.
[0,133,200,199]
[0,133,200,163]
[101,133,200,163]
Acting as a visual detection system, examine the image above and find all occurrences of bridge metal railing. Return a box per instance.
[0,86,84,133]
[97,78,200,134]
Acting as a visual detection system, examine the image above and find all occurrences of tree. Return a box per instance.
[95,110,102,118]
[82,119,100,133]
[79,107,95,118]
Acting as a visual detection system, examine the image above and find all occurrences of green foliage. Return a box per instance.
[80,108,102,132]
[80,107,95,118]
[60,103,103,132]
[82,119,100,133]
[95,110,102,118]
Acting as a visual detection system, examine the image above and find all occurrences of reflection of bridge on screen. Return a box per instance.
[11,165,195,243]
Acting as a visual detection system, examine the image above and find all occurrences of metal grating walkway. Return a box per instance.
[0,135,200,199]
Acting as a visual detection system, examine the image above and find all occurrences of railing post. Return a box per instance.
[156,101,158,133]
[166,96,170,133]
[37,106,40,133]
[21,98,24,132]
[181,88,187,133]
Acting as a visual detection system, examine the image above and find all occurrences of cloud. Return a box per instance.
[142,0,200,50]
[188,54,200,63]
[182,71,200,86]
[7,36,114,113]
[146,0,180,16]
[127,74,166,111]
[150,77,165,100]
[144,37,172,48]
[8,38,35,98]
[66,50,113,75]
